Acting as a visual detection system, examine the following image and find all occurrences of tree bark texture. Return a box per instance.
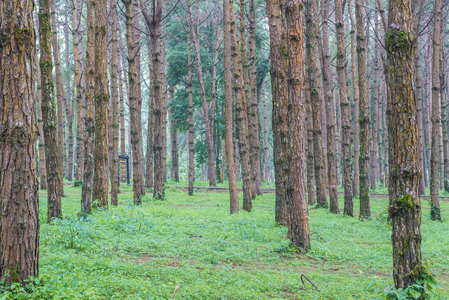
[169,88,179,182]
[0,0,40,283]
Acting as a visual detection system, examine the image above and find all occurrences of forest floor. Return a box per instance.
[8,182,448,299]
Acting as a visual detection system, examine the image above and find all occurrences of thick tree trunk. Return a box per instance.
[267,0,288,224]
[81,0,96,213]
[223,0,239,213]
[335,0,353,216]
[281,0,310,251]
[0,0,40,283]
[125,0,145,203]
[169,88,179,182]
[348,0,359,196]
[187,2,216,187]
[430,0,442,220]
[321,0,339,213]
[305,0,327,208]
[50,0,65,194]
[355,0,370,218]
[386,0,423,289]
[187,30,195,195]
[73,0,84,182]
[39,0,62,220]
[110,0,120,205]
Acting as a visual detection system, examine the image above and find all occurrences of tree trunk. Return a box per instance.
[125,0,145,203]
[81,0,96,213]
[386,0,423,289]
[211,11,221,183]
[267,0,288,224]
[223,0,239,213]
[187,30,195,195]
[160,38,168,185]
[261,81,269,182]
[355,0,370,218]
[305,0,327,208]
[187,1,216,187]
[440,33,449,192]
[64,15,74,182]
[321,0,338,214]
[73,0,84,182]
[348,0,359,196]
[50,0,65,194]
[373,11,380,188]
[145,39,154,189]
[39,0,62,220]
[335,0,353,216]
[306,89,316,206]
[0,0,40,283]
[430,0,442,220]
[119,37,127,156]
[110,0,120,205]
[169,88,179,182]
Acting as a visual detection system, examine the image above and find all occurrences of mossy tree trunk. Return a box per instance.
[386,0,423,289]
[0,0,40,283]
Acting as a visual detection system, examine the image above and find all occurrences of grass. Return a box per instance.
[7,182,448,299]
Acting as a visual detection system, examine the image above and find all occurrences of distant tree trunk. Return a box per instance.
[126,0,145,203]
[305,0,327,208]
[223,0,239,213]
[267,0,288,223]
[373,11,380,188]
[145,40,154,189]
[386,0,423,289]
[355,0,370,218]
[332,68,342,186]
[335,0,352,216]
[118,33,127,157]
[81,0,96,213]
[110,0,120,205]
[0,0,40,283]
[320,0,338,214]
[211,11,221,183]
[306,92,316,205]
[230,4,253,211]
[348,0,359,196]
[261,81,269,182]
[169,88,179,182]
[441,48,449,193]
[73,0,84,182]
[187,1,216,187]
[64,15,74,182]
[35,35,47,190]
[50,0,65,194]
[39,0,62,220]
[244,0,262,197]
[160,38,168,184]
[280,0,310,251]
[430,0,442,220]
[187,30,195,195]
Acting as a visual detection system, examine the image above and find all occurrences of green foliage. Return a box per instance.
[73,180,82,187]
[27,185,449,299]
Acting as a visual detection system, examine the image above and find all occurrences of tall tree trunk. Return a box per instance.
[306,90,316,205]
[355,0,370,218]
[440,32,449,192]
[261,81,269,182]
[267,0,288,224]
[223,0,239,213]
[430,0,442,220]
[126,0,145,203]
[169,88,179,182]
[64,15,74,182]
[50,0,65,194]
[322,0,339,214]
[348,0,359,196]
[373,11,380,188]
[39,0,62,221]
[335,0,353,216]
[187,30,195,195]
[35,29,47,190]
[110,0,120,205]
[160,37,168,185]
[141,0,165,200]
[187,1,216,187]
[211,11,221,183]
[305,0,327,208]
[81,0,96,213]
[119,33,127,156]
[386,0,423,289]
[73,0,84,182]
[230,3,253,211]
[0,0,40,283]
[277,0,310,251]
[145,39,154,189]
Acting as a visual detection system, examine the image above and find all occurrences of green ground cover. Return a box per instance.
[4,182,448,299]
